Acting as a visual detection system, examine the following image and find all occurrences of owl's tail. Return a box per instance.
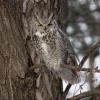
[57,67,80,84]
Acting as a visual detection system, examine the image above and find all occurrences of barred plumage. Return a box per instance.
[27,20,79,84]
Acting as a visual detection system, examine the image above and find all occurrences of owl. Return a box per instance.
[27,20,79,84]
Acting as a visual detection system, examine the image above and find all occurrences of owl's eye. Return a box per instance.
[38,24,42,27]
[48,23,52,26]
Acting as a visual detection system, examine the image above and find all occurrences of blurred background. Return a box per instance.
[61,0,100,98]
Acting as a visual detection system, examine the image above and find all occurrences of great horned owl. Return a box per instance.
[27,20,79,84]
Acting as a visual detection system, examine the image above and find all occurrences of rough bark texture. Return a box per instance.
[0,0,68,100]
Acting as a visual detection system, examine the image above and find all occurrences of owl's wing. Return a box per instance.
[57,29,78,65]
[64,35,77,66]
[57,29,79,84]
[26,36,41,66]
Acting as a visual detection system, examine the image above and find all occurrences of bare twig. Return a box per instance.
[63,84,72,99]
[81,67,100,73]
[67,90,100,100]
[79,41,100,68]
[62,64,100,73]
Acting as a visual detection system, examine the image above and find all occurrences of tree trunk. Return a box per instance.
[0,0,68,100]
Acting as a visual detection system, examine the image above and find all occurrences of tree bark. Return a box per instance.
[0,0,68,100]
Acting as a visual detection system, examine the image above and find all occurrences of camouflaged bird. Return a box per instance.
[25,17,79,84]
[23,0,79,83]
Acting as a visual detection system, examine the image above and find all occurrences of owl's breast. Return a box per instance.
[40,39,62,71]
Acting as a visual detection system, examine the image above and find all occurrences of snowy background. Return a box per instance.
[63,0,100,98]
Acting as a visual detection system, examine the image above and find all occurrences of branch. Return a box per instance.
[62,67,100,99]
[63,84,72,99]
[62,64,100,73]
[79,41,100,68]
[67,90,100,100]
[81,67,100,73]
